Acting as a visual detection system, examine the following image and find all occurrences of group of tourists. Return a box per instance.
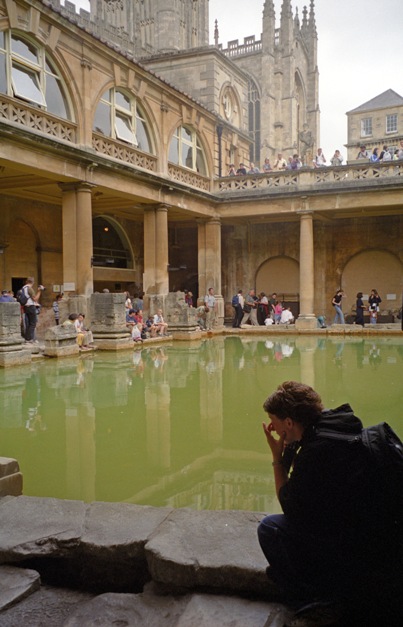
[232,290,294,329]
[125,292,169,342]
[227,139,403,177]
[357,139,403,162]
[332,288,382,325]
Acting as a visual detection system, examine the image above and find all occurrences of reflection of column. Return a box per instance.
[295,207,317,329]
[65,407,96,502]
[296,336,317,389]
[145,383,171,469]
[76,184,94,296]
[143,205,169,297]
[197,218,223,324]
[199,340,225,443]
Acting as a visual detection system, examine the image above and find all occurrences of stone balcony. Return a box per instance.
[215,161,403,198]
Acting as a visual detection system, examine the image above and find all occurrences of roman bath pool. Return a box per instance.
[1,335,402,512]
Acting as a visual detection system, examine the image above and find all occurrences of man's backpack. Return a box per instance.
[316,419,403,550]
[231,295,239,306]
[16,287,28,306]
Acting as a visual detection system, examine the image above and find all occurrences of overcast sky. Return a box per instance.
[210,0,403,159]
[68,0,403,161]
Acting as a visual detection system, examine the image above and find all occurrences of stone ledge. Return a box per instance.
[0,496,269,599]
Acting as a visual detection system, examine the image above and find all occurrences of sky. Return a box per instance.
[67,0,403,161]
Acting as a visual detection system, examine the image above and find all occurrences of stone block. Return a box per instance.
[79,502,173,591]
[0,302,23,344]
[43,325,79,358]
[0,349,31,368]
[0,565,41,611]
[145,509,268,596]
[0,473,23,497]
[0,496,86,563]
[0,458,20,478]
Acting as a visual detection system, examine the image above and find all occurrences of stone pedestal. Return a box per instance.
[43,325,80,357]
[90,293,132,351]
[0,303,31,368]
[152,292,202,340]
[0,457,23,496]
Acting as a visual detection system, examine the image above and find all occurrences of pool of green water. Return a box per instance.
[1,335,402,511]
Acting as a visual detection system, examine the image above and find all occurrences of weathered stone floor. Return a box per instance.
[0,496,291,626]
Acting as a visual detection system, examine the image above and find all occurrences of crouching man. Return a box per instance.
[258,381,401,626]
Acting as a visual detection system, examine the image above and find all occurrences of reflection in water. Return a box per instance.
[1,336,403,511]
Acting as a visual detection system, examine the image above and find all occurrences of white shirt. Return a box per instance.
[280,309,294,324]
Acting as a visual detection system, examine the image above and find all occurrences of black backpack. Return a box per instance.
[16,287,28,306]
[316,418,403,553]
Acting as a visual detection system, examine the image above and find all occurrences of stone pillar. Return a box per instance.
[76,184,94,297]
[143,205,169,300]
[90,292,132,350]
[295,207,317,330]
[0,302,31,367]
[197,218,224,326]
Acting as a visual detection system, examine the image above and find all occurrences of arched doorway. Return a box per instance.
[256,256,300,318]
[342,250,403,315]
[92,216,137,293]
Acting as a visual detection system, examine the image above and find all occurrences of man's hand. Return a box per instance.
[262,422,286,462]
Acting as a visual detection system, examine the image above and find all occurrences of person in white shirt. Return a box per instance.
[313,148,326,168]
[280,307,294,324]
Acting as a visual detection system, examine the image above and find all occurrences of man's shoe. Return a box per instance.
[286,600,345,627]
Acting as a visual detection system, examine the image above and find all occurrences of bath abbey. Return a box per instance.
[0,0,402,328]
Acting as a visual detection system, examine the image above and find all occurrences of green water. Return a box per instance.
[1,335,402,511]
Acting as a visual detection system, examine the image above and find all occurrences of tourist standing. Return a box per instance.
[241,289,259,326]
[21,277,44,342]
[368,289,382,324]
[330,150,343,166]
[332,289,345,324]
[204,287,217,330]
[355,292,365,326]
[357,145,370,160]
[52,293,63,325]
[312,148,326,167]
[232,289,244,328]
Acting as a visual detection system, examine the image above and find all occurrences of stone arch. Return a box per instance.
[256,256,299,295]
[341,250,403,313]
[92,216,135,269]
[7,218,42,288]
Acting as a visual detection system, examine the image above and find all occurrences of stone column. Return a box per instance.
[60,184,78,292]
[76,184,94,297]
[295,206,317,330]
[143,205,169,300]
[197,218,224,326]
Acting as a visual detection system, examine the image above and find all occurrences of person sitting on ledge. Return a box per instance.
[153,309,169,336]
[258,381,402,627]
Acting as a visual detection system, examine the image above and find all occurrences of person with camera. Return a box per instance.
[21,277,44,342]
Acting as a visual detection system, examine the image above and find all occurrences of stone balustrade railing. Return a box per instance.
[167,163,211,192]
[92,132,158,172]
[0,95,77,144]
[215,161,403,195]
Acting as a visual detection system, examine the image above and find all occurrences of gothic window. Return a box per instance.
[248,79,260,164]
[386,114,397,134]
[168,125,207,175]
[93,88,153,153]
[361,117,372,137]
[0,30,70,118]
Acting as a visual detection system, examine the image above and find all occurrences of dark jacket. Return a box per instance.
[279,405,372,548]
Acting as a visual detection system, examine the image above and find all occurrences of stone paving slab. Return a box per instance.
[0,584,95,626]
[0,565,41,611]
[62,584,291,627]
[145,508,269,596]
[0,496,86,563]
